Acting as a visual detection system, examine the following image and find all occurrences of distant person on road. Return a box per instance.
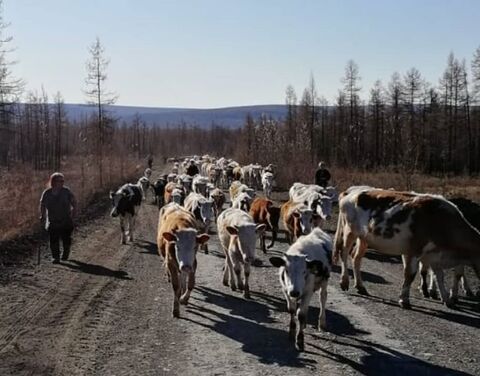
[39,172,77,264]
[186,159,199,177]
[147,154,153,169]
[315,161,331,188]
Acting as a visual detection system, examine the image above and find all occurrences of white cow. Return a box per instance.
[261,171,274,198]
[270,228,332,351]
[217,208,265,299]
[184,192,215,254]
[192,175,209,196]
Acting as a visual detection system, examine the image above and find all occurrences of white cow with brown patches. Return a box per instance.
[184,192,215,254]
[270,228,332,351]
[217,208,265,299]
[334,186,480,309]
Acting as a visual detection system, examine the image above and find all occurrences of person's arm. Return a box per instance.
[39,202,46,221]
[70,192,78,219]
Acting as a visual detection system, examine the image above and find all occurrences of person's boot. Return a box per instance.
[61,248,70,261]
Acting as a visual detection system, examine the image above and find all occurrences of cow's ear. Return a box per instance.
[109,191,115,199]
[269,256,285,268]
[292,211,300,218]
[256,224,266,234]
[306,260,326,276]
[196,233,210,244]
[226,225,239,235]
[162,232,177,242]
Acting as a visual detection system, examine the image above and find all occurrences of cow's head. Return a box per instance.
[270,255,327,298]
[172,188,184,205]
[293,207,313,235]
[198,199,215,228]
[110,187,132,217]
[236,192,253,212]
[163,229,209,273]
[226,224,266,264]
[306,193,332,221]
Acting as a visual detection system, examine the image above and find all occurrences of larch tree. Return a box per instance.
[84,37,117,187]
[0,0,23,166]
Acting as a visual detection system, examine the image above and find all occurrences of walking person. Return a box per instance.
[315,161,331,188]
[39,172,77,263]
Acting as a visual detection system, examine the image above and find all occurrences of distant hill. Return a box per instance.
[63,104,288,128]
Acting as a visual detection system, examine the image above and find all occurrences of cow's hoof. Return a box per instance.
[172,310,180,318]
[121,239,126,245]
[399,299,411,309]
[445,299,456,309]
[420,286,430,298]
[204,250,209,255]
[222,280,229,287]
[230,285,237,292]
[179,297,189,305]
[295,341,305,352]
[340,281,349,291]
[244,292,251,299]
[465,289,475,298]
[356,285,369,296]
[428,288,439,300]
[319,322,327,332]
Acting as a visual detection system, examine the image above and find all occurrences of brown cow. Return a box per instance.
[334,186,480,309]
[249,197,280,253]
[157,203,209,317]
[281,200,314,244]
[209,187,226,218]
[164,182,184,205]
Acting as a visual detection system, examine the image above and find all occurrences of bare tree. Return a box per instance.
[84,37,117,186]
[0,0,23,165]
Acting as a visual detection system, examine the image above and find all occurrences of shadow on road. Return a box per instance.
[62,260,132,280]
[136,240,159,255]
[331,265,390,285]
[309,333,473,376]
[364,251,402,264]
[358,293,480,329]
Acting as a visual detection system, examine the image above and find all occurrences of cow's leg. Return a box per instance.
[399,254,418,309]
[419,261,430,298]
[128,213,135,242]
[168,265,181,318]
[432,268,454,307]
[180,266,196,305]
[224,252,237,291]
[243,262,251,299]
[339,232,356,291]
[427,268,439,299]
[233,261,244,292]
[260,233,266,254]
[450,265,463,303]
[119,216,127,244]
[461,272,475,298]
[319,280,328,331]
[352,238,368,295]
[295,290,313,352]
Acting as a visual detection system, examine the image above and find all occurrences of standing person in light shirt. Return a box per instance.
[39,172,77,264]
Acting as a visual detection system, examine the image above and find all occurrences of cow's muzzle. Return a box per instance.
[289,290,300,298]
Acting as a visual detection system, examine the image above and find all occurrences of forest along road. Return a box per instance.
[0,183,479,375]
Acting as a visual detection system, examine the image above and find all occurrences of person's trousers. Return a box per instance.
[48,228,73,260]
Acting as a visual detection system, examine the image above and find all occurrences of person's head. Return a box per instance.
[49,172,65,188]
[190,159,195,165]
[318,161,326,169]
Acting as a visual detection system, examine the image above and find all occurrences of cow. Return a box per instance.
[289,183,333,222]
[110,183,142,244]
[137,176,150,201]
[209,187,226,218]
[333,186,480,308]
[167,173,178,183]
[164,182,185,205]
[419,197,480,301]
[249,198,280,253]
[157,204,209,317]
[229,181,255,202]
[177,174,193,195]
[192,175,209,196]
[231,192,253,213]
[144,168,152,179]
[261,171,274,198]
[217,208,265,299]
[152,177,167,208]
[233,166,243,181]
[281,201,314,244]
[270,228,332,351]
[184,192,215,254]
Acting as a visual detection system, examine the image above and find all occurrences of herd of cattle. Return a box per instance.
[109,155,480,351]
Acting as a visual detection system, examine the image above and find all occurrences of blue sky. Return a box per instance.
[6,0,480,108]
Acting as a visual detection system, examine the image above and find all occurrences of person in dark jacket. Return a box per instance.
[315,162,331,188]
[39,172,77,263]
[186,159,199,177]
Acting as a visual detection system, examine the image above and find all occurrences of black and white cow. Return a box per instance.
[270,228,332,351]
[110,184,142,244]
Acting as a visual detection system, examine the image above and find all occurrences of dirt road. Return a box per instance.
[0,185,479,375]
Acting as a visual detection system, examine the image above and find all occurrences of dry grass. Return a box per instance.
[0,155,145,242]
[278,163,480,201]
